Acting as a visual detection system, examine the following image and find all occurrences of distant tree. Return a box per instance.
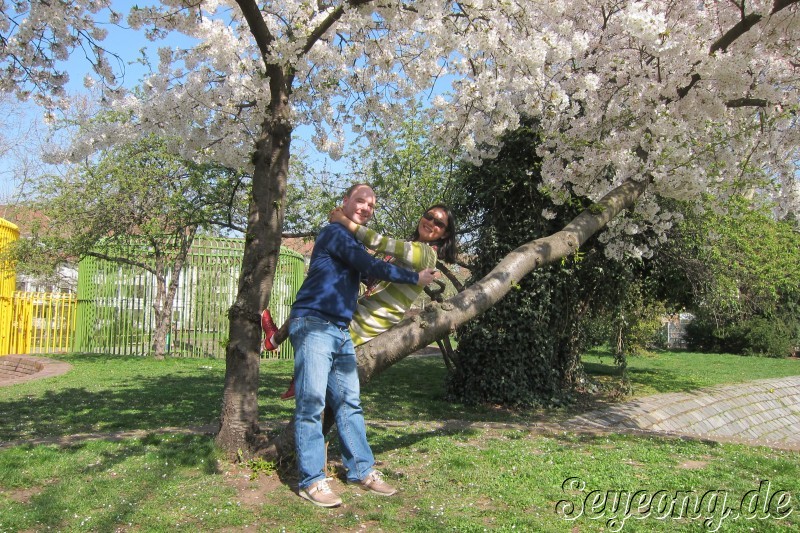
[281,145,343,238]
[346,102,459,238]
[15,135,245,357]
[281,109,460,260]
[654,195,800,356]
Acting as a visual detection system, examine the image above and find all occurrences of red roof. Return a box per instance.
[0,205,50,237]
[281,236,314,257]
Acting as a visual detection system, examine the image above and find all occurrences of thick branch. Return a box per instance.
[234,0,274,60]
[710,13,762,54]
[726,97,769,108]
[355,177,651,380]
[772,0,799,14]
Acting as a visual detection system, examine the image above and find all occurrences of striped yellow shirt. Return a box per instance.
[349,226,438,346]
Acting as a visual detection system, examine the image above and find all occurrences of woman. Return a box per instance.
[262,204,458,399]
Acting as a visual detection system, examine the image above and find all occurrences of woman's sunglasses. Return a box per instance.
[422,212,447,230]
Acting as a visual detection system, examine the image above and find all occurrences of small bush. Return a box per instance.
[686,315,796,357]
[740,317,794,357]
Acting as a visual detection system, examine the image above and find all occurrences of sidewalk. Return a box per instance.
[0,355,72,387]
[566,376,800,450]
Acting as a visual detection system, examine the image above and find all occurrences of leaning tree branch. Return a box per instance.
[354,177,652,380]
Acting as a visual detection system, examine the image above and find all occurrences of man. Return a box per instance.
[288,183,438,507]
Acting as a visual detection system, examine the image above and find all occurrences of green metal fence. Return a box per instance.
[73,237,305,359]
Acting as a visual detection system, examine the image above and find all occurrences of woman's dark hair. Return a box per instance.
[412,203,458,263]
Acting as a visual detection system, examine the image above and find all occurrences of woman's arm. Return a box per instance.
[329,208,430,269]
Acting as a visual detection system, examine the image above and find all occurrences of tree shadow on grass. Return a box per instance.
[0,433,221,532]
[360,355,532,425]
[0,354,295,443]
[2,353,664,455]
[0,375,223,443]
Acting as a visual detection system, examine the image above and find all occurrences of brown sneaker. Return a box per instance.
[299,478,342,507]
[358,470,397,496]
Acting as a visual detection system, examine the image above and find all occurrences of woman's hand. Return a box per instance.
[329,207,359,233]
[329,207,347,224]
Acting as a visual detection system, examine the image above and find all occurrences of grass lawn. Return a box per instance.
[584,347,800,397]
[0,350,798,532]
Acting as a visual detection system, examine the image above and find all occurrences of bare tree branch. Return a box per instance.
[726,97,769,108]
[710,13,762,54]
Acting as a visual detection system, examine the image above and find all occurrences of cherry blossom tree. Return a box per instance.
[2,0,797,456]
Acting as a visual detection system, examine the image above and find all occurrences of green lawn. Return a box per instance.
[585,347,800,397]
[1,350,798,532]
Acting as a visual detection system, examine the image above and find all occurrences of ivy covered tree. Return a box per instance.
[448,123,666,406]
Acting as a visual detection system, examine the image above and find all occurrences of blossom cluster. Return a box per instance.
[3,1,798,257]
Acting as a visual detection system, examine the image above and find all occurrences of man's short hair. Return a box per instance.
[344,183,373,198]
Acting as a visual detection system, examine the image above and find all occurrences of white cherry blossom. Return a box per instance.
[2,0,797,245]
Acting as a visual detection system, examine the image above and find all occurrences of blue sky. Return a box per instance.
[1,1,162,201]
[0,1,351,204]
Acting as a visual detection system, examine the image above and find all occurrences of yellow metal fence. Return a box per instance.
[0,218,20,356]
[5,292,77,355]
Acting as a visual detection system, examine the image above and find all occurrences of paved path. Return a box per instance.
[3,355,799,450]
[0,355,72,387]
[566,376,800,450]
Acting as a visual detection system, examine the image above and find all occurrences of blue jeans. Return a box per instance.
[289,316,375,489]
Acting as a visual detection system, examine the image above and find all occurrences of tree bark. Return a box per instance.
[151,229,196,358]
[215,52,294,457]
[261,177,650,459]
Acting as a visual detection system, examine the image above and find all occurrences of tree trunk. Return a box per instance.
[151,229,197,358]
[151,272,169,359]
[216,83,293,459]
[262,177,650,459]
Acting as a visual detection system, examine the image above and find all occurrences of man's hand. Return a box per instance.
[416,268,440,286]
